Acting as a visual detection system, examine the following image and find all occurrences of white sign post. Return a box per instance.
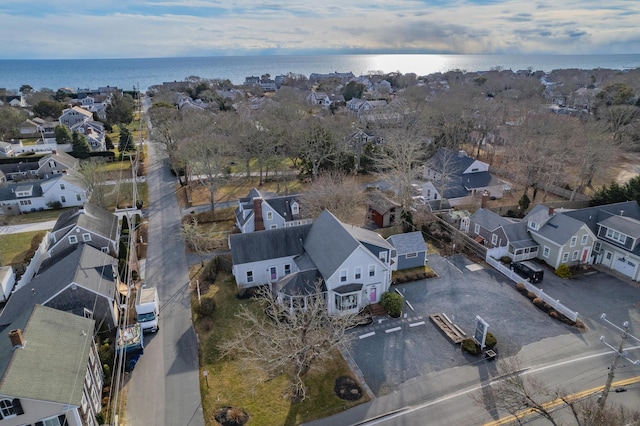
[474,316,489,350]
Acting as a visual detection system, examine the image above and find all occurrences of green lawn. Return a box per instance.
[1,209,67,225]
[102,182,149,210]
[0,231,47,266]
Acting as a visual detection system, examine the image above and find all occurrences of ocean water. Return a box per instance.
[1,54,639,92]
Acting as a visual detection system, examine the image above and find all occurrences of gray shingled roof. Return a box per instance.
[274,269,324,296]
[386,231,427,256]
[563,201,640,235]
[52,203,118,241]
[0,244,116,327]
[471,208,511,231]
[0,305,94,405]
[501,221,538,248]
[302,210,361,279]
[533,212,585,245]
[229,224,312,264]
[598,214,640,239]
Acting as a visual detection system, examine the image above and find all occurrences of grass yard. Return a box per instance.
[0,231,46,266]
[179,176,305,209]
[102,182,149,210]
[0,209,68,225]
[193,270,369,426]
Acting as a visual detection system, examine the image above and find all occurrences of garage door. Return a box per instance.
[613,256,636,278]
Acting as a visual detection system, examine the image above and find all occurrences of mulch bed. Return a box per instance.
[334,376,363,401]
[213,406,249,426]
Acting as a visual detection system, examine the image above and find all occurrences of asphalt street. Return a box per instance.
[124,100,204,426]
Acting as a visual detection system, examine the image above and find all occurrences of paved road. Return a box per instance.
[124,101,204,426]
[0,220,57,234]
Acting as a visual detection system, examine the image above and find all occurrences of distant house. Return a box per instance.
[59,106,93,128]
[0,172,87,214]
[0,305,103,426]
[47,203,120,257]
[70,120,105,151]
[386,231,428,270]
[422,148,507,206]
[367,191,401,228]
[0,141,15,158]
[36,150,80,179]
[306,91,344,109]
[0,244,120,331]
[235,188,312,233]
[229,210,396,315]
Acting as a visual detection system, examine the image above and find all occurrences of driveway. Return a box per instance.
[346,254,618,396]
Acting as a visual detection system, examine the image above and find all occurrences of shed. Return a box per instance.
[386,231,428,270]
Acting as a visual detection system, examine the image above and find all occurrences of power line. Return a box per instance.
[594,313,640,425]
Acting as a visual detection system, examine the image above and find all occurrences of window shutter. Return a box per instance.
[11,398,23,415]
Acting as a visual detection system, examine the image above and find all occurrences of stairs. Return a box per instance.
[366,303,387,317]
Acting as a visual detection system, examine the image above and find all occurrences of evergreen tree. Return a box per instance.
[54,124,72,144]
[118,126,135,152]
[71,131,91,158]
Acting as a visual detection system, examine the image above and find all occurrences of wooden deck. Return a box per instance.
[429,313,466,344]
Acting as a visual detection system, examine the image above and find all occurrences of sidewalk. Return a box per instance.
[0,220,57,235]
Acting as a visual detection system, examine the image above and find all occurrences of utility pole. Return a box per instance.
[594,313,640,425]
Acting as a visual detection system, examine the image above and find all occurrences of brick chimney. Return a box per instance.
[481,191,490,209]
[253,198,265,231]
[9,329,24,348]
[548,207,555,216]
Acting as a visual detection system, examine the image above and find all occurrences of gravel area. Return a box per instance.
[346,254,575,396]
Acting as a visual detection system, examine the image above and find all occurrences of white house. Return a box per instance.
[59,106,93,128]
[0,172,87,214]
[229,210,396,315]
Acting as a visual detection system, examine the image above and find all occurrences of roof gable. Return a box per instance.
[386,231,427,255]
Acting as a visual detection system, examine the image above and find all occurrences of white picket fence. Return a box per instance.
[14,232,49,291]
[485,253,579,322]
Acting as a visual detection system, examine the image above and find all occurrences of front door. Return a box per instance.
[368,286,377,303]
[581,248,590,263]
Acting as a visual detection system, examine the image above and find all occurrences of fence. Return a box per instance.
[485,253,579,322]
[433,215,488,260]
[14,232,50,291]
[489,198,592,217]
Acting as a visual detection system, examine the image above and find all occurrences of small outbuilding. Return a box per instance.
[386,231,428,270]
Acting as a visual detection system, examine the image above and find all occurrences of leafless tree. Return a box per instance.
[148,103,186,179]
[219,282,361,402]
[299,171,367,225]
[179,217,222,266]
[181,111,234,211]
[76,160,107,208]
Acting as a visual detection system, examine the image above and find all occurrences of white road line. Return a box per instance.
[409,321,425,327]
[385,327,402,333]
[359,332,376,339]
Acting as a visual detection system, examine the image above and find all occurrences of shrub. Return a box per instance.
[380,291,403,318]
[461,338,480,355]
[549,311,559,319]
[485,332,497,349]
[500,256,512,264]
[532,297,544,307]
[526,291,536,300]
[515,283,526,292]
[555,263,572,279]
[195,297,216,319]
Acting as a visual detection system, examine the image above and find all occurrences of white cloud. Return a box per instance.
[0,0,638,58]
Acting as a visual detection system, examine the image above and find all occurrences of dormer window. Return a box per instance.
[291,203,299,215]
[605,228,627,244]
[529,221,538,231]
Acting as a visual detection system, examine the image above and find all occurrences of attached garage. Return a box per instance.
[613,256,638,279]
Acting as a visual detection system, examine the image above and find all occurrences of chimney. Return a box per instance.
[481,191,490,209]
[548,207,555,216]
[9,329,24,348]
[253,198,265,231]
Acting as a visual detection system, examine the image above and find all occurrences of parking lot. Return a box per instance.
[346,254,640,396]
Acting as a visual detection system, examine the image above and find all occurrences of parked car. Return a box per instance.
[511,260,544,283]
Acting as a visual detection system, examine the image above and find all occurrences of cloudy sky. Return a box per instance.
[1,0,639,59]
